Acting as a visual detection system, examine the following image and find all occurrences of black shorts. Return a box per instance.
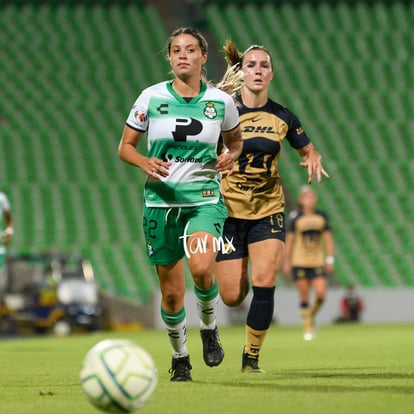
[216,213,285,262]
[292,267,326,281]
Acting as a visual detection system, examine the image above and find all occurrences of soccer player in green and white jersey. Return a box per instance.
[118,27,242,382]
[0,192,13,299]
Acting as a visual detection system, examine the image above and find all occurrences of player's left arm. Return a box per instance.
[297,142,330,184]
[323,229,335,274]
[216,125,243,176]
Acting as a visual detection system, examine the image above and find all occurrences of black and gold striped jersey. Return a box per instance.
[288,210,332,267]
[221,97,310,219]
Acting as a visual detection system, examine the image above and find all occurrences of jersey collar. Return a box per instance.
[167,80,207,104]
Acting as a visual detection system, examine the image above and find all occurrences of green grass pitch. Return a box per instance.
[0,323,413,414]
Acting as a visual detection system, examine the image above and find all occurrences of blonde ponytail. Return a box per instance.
[216,40,244,96]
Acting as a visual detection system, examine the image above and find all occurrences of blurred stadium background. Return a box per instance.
[1,0,413,324]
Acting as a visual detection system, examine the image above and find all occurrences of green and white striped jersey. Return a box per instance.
[126,81,239,207]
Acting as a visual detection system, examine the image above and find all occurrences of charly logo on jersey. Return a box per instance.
[203,102,217,119]
[134,111,147,122]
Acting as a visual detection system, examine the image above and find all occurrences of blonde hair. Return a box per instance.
[216,40,244,95]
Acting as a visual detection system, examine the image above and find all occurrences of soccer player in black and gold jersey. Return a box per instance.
[215,41,329,372]
[283,186,335,340]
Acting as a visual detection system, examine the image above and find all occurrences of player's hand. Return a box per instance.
[1,228,13,245]
[300,150,330,183]
[3,234,12,245]
[216,152,235,176]
[142,157,171,180]
[282,263,292,277]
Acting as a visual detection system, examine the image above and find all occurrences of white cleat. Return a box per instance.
[304,331,315,341]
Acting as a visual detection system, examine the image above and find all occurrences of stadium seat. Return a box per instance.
[0,1,173,301]
[204,1,414,288]
[1,1,413,295]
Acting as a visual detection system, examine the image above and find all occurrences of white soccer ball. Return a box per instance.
[80,339,157,413]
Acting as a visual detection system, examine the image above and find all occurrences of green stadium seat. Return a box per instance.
[204,1,414,289]
[1,1,413,297]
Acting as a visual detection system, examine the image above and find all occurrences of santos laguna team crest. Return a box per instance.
[203,102,217,119]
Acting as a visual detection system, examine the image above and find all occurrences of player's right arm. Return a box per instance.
[216,126,243,176]
[282,231,294,277]
[118,125,170,179]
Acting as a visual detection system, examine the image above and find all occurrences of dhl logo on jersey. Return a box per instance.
[243,125,278,134]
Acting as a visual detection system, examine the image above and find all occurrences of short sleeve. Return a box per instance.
[287,210,299,232]
[285,111,311,150]
[221,93,240,132]
[321,211,332,231]
[0,193,10,211]
[125,89,150,132]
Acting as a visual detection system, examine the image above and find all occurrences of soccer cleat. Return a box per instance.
[200,327,225,367]
[304,331,315,341]
[241,349,265,373]
[169,356,192,382]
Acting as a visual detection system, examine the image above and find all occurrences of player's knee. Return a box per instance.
[222,295,244,307]
[221,277,249,306]
[190,264,213,286]
[162,288,185,312]
[221,289,247,307]
[251,273,277,287]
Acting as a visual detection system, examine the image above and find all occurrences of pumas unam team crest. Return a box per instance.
[204,102,217,119]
